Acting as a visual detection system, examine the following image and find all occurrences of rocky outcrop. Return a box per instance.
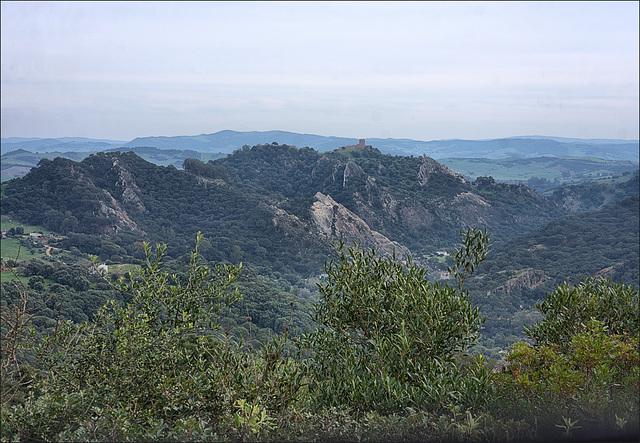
[418,155,466,186]
[549,181,634,214]
[111,158,146,212]
[450,191,494,225]
[398,203,433,229]
[556,193,583,213]
[266,203,312,237]
[452,192,491,208]
[343,161,364,187]
[68,158,144,234]
[97,189,144,234]
[310,192,410,258]
[491,269,548,297]
[594,263,623,279]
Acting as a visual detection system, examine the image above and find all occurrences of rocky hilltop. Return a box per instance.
[2,143,571,275]
[215,143,565,251]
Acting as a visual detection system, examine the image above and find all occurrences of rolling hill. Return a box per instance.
[2,143,637,358]
[4,131,638,160]
[1,144,570,278]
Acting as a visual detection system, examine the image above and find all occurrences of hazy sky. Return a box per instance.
[2,1,639,141]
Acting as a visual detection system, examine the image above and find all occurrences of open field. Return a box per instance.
[0,269,28,284]
[439,156,638,184]
[1,237,50,261]
[1,217,54,235]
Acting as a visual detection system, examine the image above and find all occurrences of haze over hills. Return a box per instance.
[0,137,126,154]
[2,130,638,161]
[117,131,640,160]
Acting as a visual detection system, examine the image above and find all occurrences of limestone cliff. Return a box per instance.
[97,189,143,234]
[310,192,410,258]
[342,161,365,187]
[68,158,144,234]
[111,158,146,212]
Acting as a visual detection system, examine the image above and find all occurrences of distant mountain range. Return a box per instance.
[2,130,638,161]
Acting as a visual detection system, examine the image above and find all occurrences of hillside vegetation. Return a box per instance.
[1,147,226,181]
[2,230,637,442]
[2,145,567,277]
[469,196,639,355]
[1,142,639,441]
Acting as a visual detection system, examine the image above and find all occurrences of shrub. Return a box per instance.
[2,234,304,442]
[524,277,639,351]
[301,228,492,414]
[493,278,640,441]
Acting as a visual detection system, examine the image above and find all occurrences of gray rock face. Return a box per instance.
[342,161,365,187]
[111,158,146,212]
[98,189,143,234]
[418,155,466,186]
[310,192,410,259]
[491,269,548,297]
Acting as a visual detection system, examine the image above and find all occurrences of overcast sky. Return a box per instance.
[2,1,638,142]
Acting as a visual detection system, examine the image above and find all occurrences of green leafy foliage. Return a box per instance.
[2,144,639,441]
[183,157,230,181]
[216,143,564,250]
[301,228,491,414]
[447,227,490,294]
[1,235,305,441]
[2,146,567,277]
[493,323,639,440]
[470,196,639,354]
[492,278,639,440]
[478,196,639,288]
[2,229,639,441]
[524,277,639,350]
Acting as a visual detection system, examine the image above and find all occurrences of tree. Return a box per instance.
[3,234,305,442]
[492,278,639,440]
[27,276,46,292]
[524,277,639,351]
[475,176,496,187]
[301,227,491,414]
[60,214,79,234]
[3,234,242,440]
[1,259,52,410]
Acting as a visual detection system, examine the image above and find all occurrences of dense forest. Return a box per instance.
[1,145,575,275]
[1,145,638,348]
[1,143,639,441]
